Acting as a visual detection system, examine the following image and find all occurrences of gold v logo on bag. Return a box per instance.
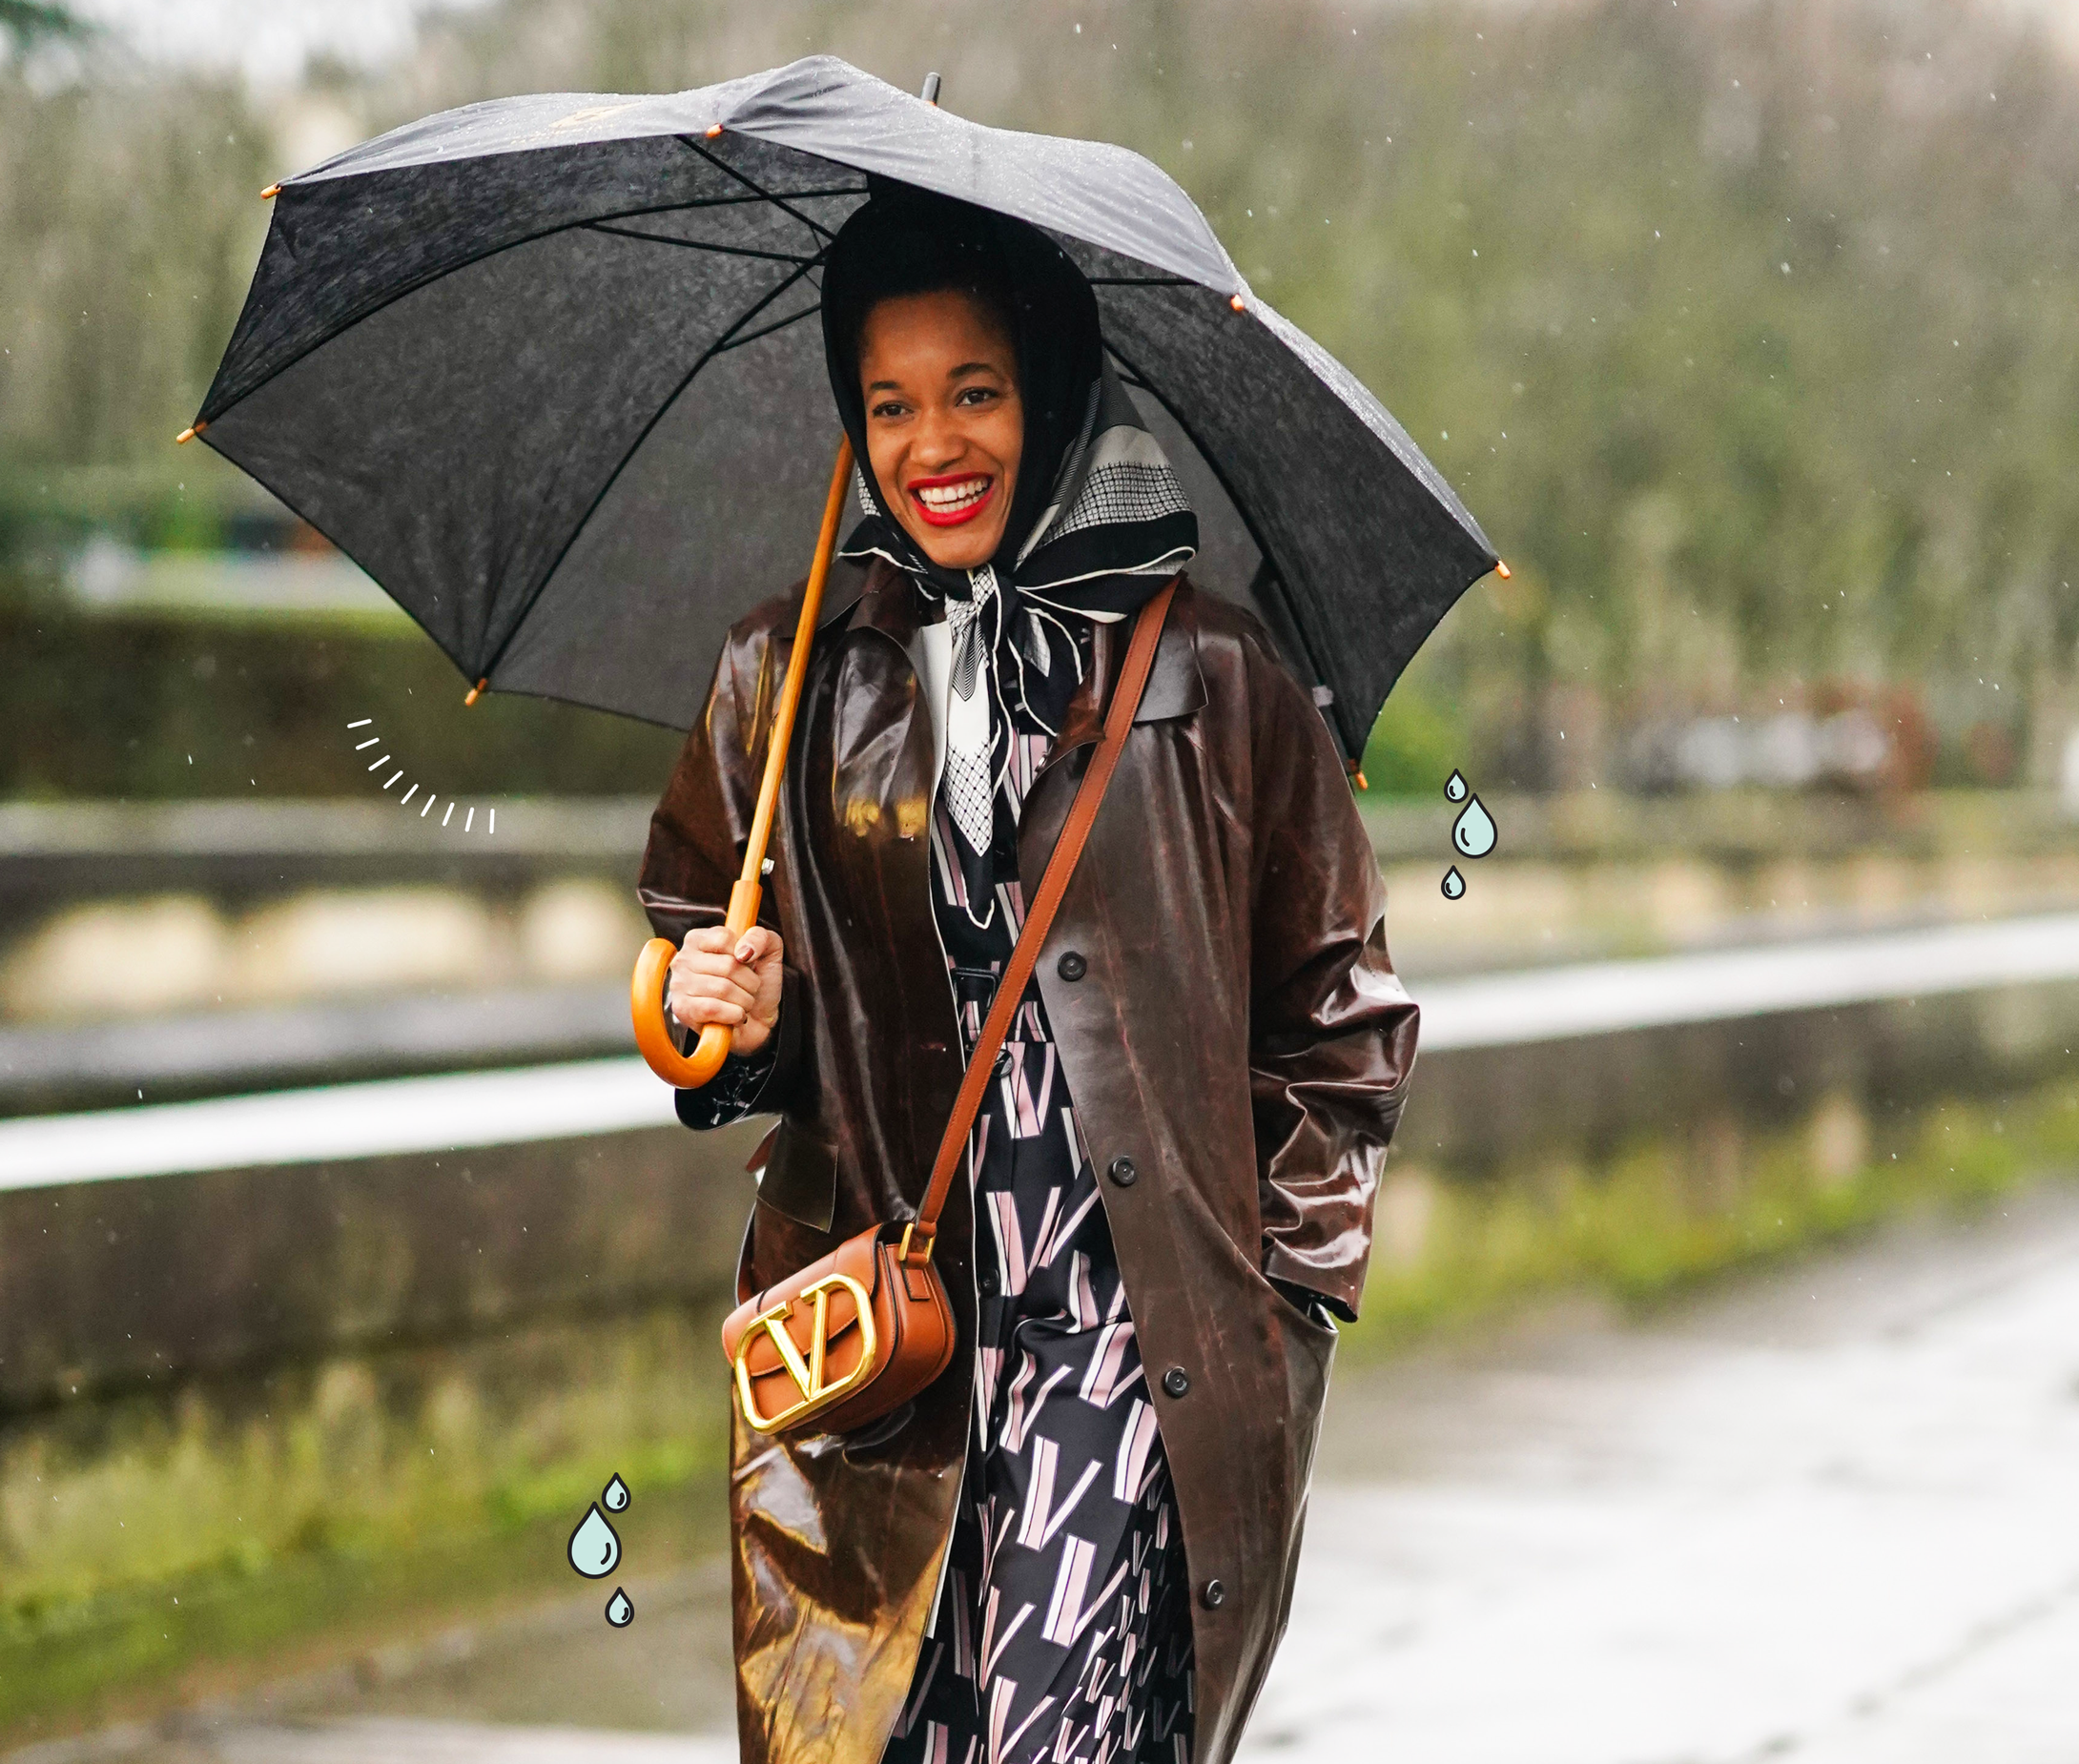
[732,1271,878,1432]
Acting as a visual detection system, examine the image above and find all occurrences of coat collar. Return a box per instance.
[1048,575,1206,761]
[820,556,916,644]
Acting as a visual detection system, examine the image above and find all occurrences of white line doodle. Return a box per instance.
[343,720,495,836]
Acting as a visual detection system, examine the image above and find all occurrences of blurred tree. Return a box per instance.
[0,1,84,51]
[4,0,2077,795]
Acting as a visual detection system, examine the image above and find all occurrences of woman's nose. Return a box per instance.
[911,405,966,468]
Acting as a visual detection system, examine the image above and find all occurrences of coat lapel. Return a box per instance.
[1040,575,1205,778]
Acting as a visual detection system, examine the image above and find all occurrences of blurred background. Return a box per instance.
[3,1,2078,1758]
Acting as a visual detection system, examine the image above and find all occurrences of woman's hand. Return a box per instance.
[669,926,784,1057]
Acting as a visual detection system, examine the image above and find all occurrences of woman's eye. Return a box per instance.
[956,386,997,406]
[871,400,909,420]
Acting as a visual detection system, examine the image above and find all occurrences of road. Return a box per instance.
[18,1181,2079,1764]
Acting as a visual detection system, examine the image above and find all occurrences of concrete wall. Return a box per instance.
[0,1120,765,1416]
[1407,979,2079,1174]
[7,979,2077,1419]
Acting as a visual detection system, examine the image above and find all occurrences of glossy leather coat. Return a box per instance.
[638,560,1419,1764]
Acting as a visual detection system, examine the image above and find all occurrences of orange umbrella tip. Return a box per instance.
[463,677,488,706]
[260,183,280,199]
[705,123,724,139]
[1495,560,1513,580]
[1350,768,1369,791]
[175,420,206,445]
[1229,293,1246,312]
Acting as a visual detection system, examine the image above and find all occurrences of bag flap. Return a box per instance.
[720,1227,884,1370]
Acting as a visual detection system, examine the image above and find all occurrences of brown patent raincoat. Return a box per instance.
[638,560,1419,1764]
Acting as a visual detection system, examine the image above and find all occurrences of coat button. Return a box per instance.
[1107,1156,1138,1187]
[1201,1578,1226,1610]
[1162,1366,1190,1398]
[1057,950,1087,981]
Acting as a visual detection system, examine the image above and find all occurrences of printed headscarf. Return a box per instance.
[820,188,1196,924]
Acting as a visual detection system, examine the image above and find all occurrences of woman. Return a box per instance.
[639,190,1418,1764]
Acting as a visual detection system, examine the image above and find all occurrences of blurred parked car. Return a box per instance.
[1623,684,1936,794]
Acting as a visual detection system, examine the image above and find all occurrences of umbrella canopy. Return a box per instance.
[191,55,1495,763]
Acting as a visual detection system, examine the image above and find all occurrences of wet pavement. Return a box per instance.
[19,1180,2079,1764]
[1250,1179,2079,1763]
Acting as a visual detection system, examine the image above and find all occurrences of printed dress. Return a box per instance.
[880,720,1196,1764]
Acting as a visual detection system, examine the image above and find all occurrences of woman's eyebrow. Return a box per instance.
[947,360,1005,380]
[865,378,903,394]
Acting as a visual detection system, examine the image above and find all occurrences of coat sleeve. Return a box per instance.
[1245,637,1420,1321]
[636,610,810,1127]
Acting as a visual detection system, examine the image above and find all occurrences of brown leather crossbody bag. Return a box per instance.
[719,578,1178,1437]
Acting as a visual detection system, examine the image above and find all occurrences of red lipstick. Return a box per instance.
[907,472,996,528]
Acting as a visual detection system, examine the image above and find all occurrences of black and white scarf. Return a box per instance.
[838,361,1195,916]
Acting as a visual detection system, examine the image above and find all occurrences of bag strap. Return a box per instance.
[902,576,1179,1263]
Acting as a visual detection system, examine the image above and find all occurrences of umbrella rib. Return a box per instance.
[1101,335,1340,736]
[677,136,846,252]
[473,254,825,685]
[586,222,817,266]
[201,184,859,423]
[716,300,824,353]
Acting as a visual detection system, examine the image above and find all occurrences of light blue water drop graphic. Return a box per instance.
[1444,769,1469,803]
[1451,795,1497,859]
[605,1587,633,1628]
[567,1504,621,1579]
[1441,866,1466,900]
[603,1473,629,1512]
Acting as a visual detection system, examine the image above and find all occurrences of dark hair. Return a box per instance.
[821,188,1103,577]
[837,219,1020,366]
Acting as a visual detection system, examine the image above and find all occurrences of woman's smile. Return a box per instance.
[907,471,997,527]
[856,287,1024,569]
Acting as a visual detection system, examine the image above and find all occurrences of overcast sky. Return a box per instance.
[68,0,494,87]
[64,0,2079,87]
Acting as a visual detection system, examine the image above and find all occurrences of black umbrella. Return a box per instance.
[184,54,1498,769]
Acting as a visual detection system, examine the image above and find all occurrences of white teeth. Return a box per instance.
[917,479,988,511]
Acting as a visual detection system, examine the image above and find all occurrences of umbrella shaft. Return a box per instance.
[728,434,855,934]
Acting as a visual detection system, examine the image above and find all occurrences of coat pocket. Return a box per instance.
[757,1121,840,1233]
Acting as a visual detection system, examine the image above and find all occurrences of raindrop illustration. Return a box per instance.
[567,1504,621,1579]
[605,1587,633,1628]
[603,1473,629,1513]
[1441,866,1466,900]
[1444,769,1468,803]
[1451,794,1498,859]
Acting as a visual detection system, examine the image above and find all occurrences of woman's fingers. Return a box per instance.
[668,990,747,1030]
[668,963,759,1016]
[732,925,784,971]
[674,924,783,1050]
[673,945,761,985]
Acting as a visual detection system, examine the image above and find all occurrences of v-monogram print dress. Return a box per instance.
[881,658,1195,1764]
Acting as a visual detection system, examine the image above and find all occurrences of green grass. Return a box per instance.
[0,1304,731,1741]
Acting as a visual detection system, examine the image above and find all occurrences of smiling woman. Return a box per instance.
[638,188,1419,1764]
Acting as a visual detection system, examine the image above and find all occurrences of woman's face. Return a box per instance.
[857,288,1023,572]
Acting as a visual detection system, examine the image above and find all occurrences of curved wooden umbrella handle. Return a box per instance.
[631,879,763,1088]
[629,435,853,1090]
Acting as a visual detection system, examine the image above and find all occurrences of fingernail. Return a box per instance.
[735,942,755,962]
